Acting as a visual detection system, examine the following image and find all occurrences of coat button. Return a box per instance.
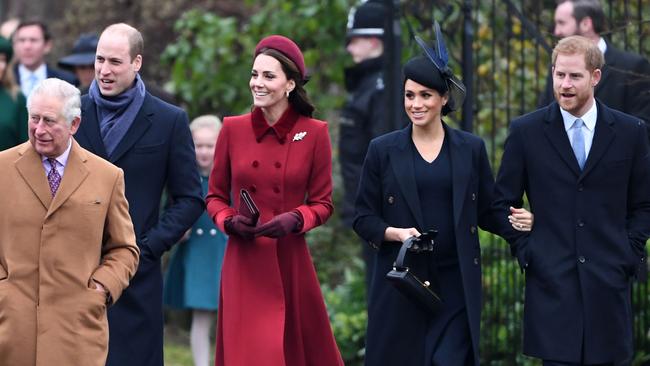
[470,226,477,234]
[274,162,282,168]
[578,185,584,192]
[473,257,479,265]
[249,185,256,193]
[273,186,280,194]
[387,195,395,204]
[471,193,476,201]
[578,256,586,263]
[577,221,585,227]
[252,160,259,167]
[196,228,204,235]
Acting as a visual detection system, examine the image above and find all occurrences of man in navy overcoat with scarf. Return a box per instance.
[75,23,203,366]
[494,35,650,365]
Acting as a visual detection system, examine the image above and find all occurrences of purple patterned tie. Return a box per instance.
[47,158,61,197]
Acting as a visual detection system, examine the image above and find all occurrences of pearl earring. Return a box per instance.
[286,90,290,98]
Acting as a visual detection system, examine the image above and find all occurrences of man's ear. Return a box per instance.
[70,116,81,135]
[579,16,594,34]
[43,40,53,55]
[132,54,143,72]
[592,68,602,87]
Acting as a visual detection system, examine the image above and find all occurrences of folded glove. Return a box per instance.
[254,211,303,238]
[224,214,257,240]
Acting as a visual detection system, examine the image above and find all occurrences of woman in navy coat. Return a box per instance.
[354,52,531,365]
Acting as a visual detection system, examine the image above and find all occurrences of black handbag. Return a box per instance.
[386,235,441,314]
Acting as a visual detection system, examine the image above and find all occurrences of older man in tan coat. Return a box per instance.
[0,78,139,366]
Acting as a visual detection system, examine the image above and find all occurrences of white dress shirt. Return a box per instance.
[560,99,598,158]
[19,63,47,100]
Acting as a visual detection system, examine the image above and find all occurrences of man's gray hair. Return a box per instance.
[27,78,81,125]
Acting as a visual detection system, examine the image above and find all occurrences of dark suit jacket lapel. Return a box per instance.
[595,41,616,95]
[108,93,154,163]
[581,101,615,179]
[47,140,89,218]
[446,124,470,229]
[15,143,52,209]
[80,99,109,159]
[389,125,426,230]
[543,103,582,177]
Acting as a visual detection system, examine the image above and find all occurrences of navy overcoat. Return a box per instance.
[493,101,650,363]
[354,123,513,365]
[76,92,204,366]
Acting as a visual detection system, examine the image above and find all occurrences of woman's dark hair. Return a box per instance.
[258,48,315,117]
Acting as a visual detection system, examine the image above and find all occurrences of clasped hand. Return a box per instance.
[225,211,302,239]
[406,230,437,253]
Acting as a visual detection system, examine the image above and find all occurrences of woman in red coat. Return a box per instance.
[206,35,343,366]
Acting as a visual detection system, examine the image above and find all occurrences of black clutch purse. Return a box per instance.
[386,233,441,314]
[239,189,260,225]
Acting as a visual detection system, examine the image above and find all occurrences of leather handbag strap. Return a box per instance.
[394,237,415,269]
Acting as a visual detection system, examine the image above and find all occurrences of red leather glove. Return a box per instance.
[224,214,257,240]
[254,211,303,238]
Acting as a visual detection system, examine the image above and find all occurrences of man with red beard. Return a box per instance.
[539,0,650,140]
[493,35,650,365]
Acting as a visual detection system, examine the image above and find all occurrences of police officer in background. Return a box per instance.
[340,0,400,290]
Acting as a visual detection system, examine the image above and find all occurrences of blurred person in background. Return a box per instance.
[12,20,76,98]
[0,35,28,150]
[0,18,19,39]
[339,0,396,291]
[164,115,227,366]
[58,33,98,92]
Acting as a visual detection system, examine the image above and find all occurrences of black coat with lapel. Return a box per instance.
[76,92,204,366]
[493,101,650,363]
[354,123,512,366]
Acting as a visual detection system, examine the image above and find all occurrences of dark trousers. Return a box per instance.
[431,310,473,366]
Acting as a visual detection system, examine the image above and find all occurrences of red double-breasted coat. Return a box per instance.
[206,106,343,366]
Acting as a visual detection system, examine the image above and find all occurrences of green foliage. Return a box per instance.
[162,0,355,119]
[321,257,367,365]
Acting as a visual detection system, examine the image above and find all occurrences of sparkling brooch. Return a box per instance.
[292,131,307,141]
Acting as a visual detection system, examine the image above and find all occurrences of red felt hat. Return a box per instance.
[254,35,306,81]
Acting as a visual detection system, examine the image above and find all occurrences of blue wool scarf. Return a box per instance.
[89,73,146,157]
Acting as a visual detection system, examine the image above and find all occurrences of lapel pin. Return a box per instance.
[292,131,307,142]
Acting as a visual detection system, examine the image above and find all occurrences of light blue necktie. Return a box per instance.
[26,73,38,97]
[571,118,586,169]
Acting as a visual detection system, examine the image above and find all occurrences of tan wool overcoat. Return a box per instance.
[0,140,139,366]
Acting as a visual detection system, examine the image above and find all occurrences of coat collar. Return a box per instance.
[80,93,154,162]
[388,122,470,230]
[15,139,90,217]
[252,105,299,144]
[543,100,615,180]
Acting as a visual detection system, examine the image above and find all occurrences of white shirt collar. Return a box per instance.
[560,99,598,132]
[19,63,47,83]
[597,37,607,55]
[41,139,73,168]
